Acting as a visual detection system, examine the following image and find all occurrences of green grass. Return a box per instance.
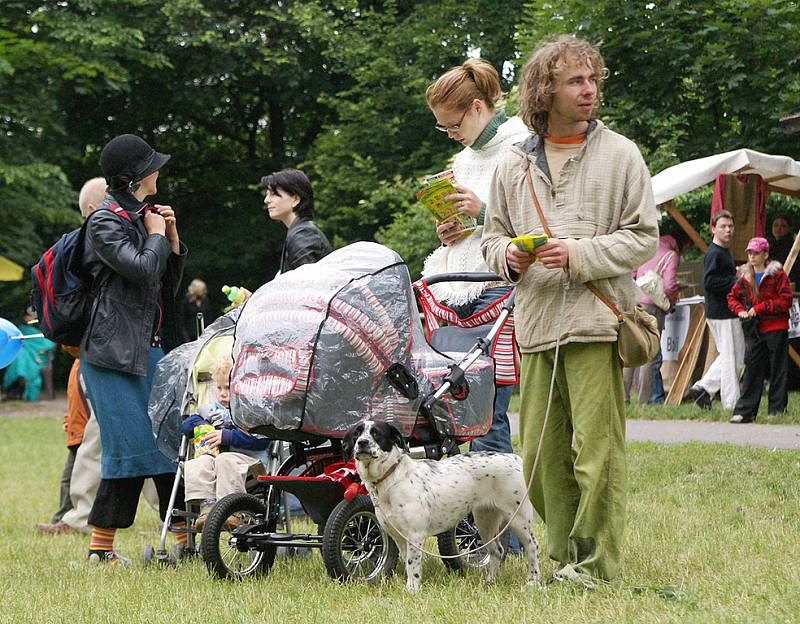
[1,416,799,624]
[509,391,800,424]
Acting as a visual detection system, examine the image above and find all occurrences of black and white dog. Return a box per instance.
[343,420,540,592]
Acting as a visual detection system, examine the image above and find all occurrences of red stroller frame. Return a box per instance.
[201,273,516,583]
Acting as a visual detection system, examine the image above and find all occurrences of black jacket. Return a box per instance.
[703,242,736,319]
[79,192,187,375]
[279,218,332,274]
[178,294,213,344]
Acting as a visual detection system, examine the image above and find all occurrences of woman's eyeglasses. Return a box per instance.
[434,107,469,133]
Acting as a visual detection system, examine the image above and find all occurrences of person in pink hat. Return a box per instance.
[726,236,793,423]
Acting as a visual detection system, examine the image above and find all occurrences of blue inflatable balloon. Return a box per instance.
[0,317,24,369]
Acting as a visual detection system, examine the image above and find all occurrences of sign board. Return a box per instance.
[789,299,800,339]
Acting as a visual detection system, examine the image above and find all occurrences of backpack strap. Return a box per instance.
[106,202,133,223]
[71,202,137,284]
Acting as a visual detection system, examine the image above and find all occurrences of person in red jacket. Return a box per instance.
[727,237,792,423]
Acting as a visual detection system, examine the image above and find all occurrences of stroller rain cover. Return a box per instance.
[230,242,494,440]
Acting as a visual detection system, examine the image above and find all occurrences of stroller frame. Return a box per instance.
[201,273,517,582]
[144,321,299,566]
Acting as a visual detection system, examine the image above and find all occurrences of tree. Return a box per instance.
[310,0,524,268]
[516,0,800,164]
[0,0,169,320]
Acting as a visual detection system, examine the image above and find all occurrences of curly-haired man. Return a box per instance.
[481,36,659,584]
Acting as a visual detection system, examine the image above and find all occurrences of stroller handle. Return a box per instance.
[419,272,503,286]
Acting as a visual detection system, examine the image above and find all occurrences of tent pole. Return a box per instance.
[663,200,708,253]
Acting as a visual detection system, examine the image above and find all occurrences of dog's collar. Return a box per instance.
[372,456,403,486]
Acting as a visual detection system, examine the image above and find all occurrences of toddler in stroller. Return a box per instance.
[180,355,269,532]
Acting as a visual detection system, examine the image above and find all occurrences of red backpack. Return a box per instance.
[30,204,132,346]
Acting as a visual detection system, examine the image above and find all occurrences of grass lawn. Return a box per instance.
[1,416,798,624]
[510,390,800,424]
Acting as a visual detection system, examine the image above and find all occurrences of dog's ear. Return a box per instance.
[388,423,409,453]
[342,423,361,461]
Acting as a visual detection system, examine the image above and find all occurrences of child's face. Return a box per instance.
[747,250,768,267]
[216,380,230,408]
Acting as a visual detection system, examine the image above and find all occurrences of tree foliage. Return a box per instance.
[517,0,800,163]
[2,0,799,330]
[515,0,800,249]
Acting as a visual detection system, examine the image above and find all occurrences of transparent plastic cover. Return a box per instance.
[230,242,494,440]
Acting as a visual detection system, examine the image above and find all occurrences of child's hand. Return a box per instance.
[203,429,223,451]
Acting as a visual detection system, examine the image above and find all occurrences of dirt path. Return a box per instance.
[3,398,799,450]
[0,396,66,419]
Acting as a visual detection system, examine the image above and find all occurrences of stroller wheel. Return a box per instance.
[142,544,155,566]
[201,492,276,580]
[322,494,398,584]
[437,513,490,571]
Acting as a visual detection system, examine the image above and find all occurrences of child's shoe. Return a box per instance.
[193,502,215,534]
[87,550,131,566]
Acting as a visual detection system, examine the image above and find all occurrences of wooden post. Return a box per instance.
[663,200,708,253]
[782,229,800,276]
[666,305,707,405]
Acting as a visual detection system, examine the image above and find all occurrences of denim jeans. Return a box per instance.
[470,383,514,453]
[650,347,665,403]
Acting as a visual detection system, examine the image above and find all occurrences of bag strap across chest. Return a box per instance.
[524,165,623,322]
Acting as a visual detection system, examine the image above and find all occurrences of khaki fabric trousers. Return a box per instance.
[184,452,265,503]
[519,341,626,581]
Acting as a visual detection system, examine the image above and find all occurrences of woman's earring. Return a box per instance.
[128,180,141,193]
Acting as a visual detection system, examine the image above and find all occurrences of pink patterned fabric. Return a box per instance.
[412,280,519,385]
[633,235,681,306]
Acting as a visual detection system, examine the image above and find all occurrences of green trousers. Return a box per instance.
[519,341,626,581]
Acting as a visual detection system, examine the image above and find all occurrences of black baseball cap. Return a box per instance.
[100,134,171,185]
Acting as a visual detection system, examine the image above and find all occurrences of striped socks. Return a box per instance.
[173,521,188,545]
[89,526,116,553]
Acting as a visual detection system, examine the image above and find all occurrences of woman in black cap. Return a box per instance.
[78,133,188,564]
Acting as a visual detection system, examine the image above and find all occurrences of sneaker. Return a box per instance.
[35,521,78,535]
[194,514,208,533]
[87,550,131,566]
[730,414,754,424]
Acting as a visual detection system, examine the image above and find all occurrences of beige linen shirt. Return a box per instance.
[481,120,659,353]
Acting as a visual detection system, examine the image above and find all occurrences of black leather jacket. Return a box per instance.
[79,192,187,376]
[279,218,332,274]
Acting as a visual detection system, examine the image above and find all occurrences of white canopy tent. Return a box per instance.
[651,148,800,206]
[649,148,800,255]
[652,149,800,396]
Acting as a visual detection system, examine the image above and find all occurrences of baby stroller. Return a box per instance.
[190,242,517,583]
[146,310,240,564]
[149,308,304,565]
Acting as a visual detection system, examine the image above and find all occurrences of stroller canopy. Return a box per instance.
[150,310,240,458]
[230,242,494,440]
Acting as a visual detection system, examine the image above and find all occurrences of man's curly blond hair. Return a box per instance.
[518,35,607,136]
